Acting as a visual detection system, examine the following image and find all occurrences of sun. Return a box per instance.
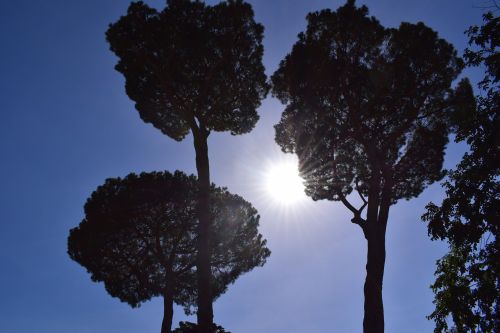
[265,160,306,205]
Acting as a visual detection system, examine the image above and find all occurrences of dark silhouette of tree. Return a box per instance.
[105,1,268,331]
[270,1,473,332]
[422,10,499,333]
[173,321,229,333]
[68,171,270,333]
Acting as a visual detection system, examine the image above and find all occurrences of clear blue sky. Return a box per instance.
[0,1,485,332]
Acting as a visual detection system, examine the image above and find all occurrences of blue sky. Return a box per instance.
[0,0,485,332]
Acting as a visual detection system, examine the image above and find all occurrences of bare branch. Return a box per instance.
[359,201,367,215]
[473,0,500,10]
[339,193,360,215]
[355,179,368,204]
[338,191,367,236]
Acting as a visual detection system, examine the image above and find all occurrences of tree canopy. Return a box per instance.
[270,1,474,332]
[106,0,268,141]
[272,0,471,207]
[68,171,270,332]
[422,10,499,333]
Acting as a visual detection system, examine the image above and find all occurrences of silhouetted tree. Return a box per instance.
[68,171,270,333]
[271,1,473,332]
[105,1,268,330]
[422,10,499,333]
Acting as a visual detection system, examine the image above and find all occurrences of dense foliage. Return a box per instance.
[106,0,268,140]
[173,322,230,333]
[272,0,469,205]
[423,10,499,333]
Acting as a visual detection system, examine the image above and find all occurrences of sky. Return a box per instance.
[0,0,487,332]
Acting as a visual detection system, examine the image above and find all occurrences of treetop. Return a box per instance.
[271,0,474,205]
[106,0,269,141]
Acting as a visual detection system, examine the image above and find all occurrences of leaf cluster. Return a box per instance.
[173,321,230,333]
[106,0,269,140]
[427,244,499,332]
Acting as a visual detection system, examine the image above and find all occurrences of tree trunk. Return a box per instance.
[361,164,393,333]
[363,220,386,333]
[161,291,174,333]
[193,129,214,333]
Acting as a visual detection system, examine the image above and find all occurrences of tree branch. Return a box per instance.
[338,192,367,236]
[355,179,368,205]
[339,194,359,215]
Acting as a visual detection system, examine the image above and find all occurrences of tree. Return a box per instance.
[270,1,473,332]
[68,171,270,333]
[105,1,268,331]
[422,9,499,333]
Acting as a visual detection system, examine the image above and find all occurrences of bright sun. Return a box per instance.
[265,160,306,205]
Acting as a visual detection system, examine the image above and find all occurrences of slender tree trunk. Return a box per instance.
[193,129,214,333]
[363,220,387,333]
[161,291,174,333]
[363,167,391,333]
